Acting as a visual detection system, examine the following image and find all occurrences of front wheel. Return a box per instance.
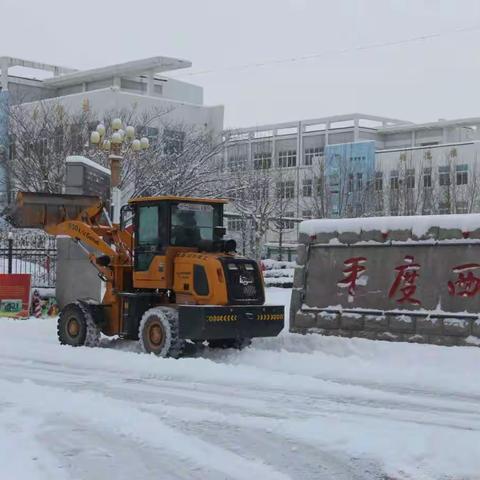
[57,302,100,347]
[139,307,185,358]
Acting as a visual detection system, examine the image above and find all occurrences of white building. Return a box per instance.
[224,114,480,259]
[0,55,224,205]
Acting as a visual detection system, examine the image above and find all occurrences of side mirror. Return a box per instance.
[214,226,227,237]
[96,255,111,267]
[120,204,133,230]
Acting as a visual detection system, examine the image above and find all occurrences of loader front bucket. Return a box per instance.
[10,192,101,229]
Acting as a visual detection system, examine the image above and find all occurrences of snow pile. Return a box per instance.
[261,260,295,288]
[300,213,480,237]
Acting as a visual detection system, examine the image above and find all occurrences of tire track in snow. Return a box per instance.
[3,354,480,432]
[0,378,291,480]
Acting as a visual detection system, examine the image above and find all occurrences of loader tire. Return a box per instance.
[139,307,185,358]
[57,302,101,348]
[208,338,252,350]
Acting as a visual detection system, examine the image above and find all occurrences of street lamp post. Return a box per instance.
[90,118,149,224]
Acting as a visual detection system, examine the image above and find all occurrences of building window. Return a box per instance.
[374,171,383,191]
[162,128,182,152]
[456,201,468,214]
[331,192,340,215]
[329,176,340,192]
[228,155,246,171]
[302,209,313,219]
[390,170,399,190]
[304,147,323,165]
[277,180,295,199]
[456,164,468,185]
[120,78,147,93]
[253,152,272,170]
[356,173,363,191]
[439,202,451,214]
[278,150,297,168]
[406,169,415,189]
[70,124,84,153]
[422,206,432,215]
[281,212,295,230]
[252,185,269,201]
[406,198,416,215]
[29,138,48,158]
[52,127,63,154]
[439,166,451,186]
[315,177,323,196]
[355,203,363,217]
[348,174,354,193]
[302,178,312,197]
[227,218,243,232]
[423,167,432,188]
[8,134,16,160]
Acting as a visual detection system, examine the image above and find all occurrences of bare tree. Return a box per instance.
[225,162,277,260]
[268,168,297,260]
[127,122,227,198]
[2,100,95,194]
[3,99,228,205]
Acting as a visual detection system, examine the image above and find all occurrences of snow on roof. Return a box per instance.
[299,214,480,237]
[66,156,111,176]
[44,56,191,88]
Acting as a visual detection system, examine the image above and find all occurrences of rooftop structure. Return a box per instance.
[0,55,204,106]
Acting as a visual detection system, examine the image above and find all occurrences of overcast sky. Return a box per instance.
[2,0,480,128]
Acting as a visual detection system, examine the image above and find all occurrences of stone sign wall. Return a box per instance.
[291,218,480,347]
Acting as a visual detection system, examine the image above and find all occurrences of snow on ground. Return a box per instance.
[1,288,480,479]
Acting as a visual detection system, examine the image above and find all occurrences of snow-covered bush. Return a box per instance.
[261,259,295,288]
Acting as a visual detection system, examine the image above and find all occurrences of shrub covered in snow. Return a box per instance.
[261,259,295,288]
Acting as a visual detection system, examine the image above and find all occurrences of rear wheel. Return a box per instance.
[139,307,185,358]
[208,338,252,350]
[57,302,100,347]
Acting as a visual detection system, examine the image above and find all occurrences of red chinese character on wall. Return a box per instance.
[447,263,480,297]
[337,256,367,297]
[388,255,421,305]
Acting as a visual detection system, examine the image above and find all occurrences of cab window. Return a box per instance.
[138,206,158,245]
[135,204,167,271]
[171,203,218,247]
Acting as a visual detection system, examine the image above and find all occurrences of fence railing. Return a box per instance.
[0,232,57,288]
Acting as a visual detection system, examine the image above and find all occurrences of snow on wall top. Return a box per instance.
[299,214,480,237]
[66,156,111,176]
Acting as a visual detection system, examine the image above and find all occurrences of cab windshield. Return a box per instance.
[170,202,222,247]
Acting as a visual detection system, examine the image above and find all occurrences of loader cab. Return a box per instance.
[127,196,228,289]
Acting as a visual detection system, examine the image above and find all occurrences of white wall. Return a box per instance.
[52,88,224,133]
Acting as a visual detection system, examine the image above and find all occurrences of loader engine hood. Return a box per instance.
[219,257,265,305]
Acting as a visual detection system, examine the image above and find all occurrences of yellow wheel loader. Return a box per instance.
[11,192,284,357]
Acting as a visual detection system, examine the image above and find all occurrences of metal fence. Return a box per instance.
[0,232,57,288]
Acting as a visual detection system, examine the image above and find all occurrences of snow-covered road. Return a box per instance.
[1,288,480,480]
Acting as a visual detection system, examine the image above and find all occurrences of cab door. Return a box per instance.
[133,204,168,288]
[135,205,160,270]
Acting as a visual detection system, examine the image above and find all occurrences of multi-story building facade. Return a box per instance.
[224,114,480,259]
[0,55,224,205]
